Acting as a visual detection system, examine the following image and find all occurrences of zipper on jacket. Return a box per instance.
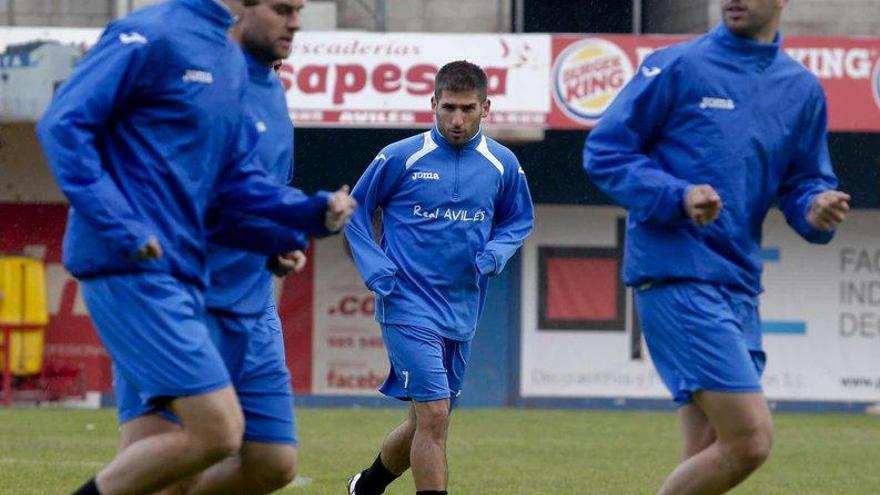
[453,148,461,200]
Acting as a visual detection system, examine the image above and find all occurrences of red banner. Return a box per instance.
[550,34,880,132]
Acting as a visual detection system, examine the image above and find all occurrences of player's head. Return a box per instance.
[235,0,304,66]
[721,0,788,41]
[431,61,491,146]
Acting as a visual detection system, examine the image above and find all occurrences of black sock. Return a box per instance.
[416,491,447,495]
[72,477,101,495]
[355,453,400,495]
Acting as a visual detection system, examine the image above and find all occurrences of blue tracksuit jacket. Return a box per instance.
[584,24,839,296]
[204,51,307,314]
[37,0,327,289]
[345,127,534,341]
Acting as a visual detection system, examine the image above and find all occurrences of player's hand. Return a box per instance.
[268,250,307,277]
[685,185,723,227]
[325,185,357,232]
[807,190,850,231]
[132,237,163,260]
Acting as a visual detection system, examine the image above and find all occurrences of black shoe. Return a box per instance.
[347,472,362,495]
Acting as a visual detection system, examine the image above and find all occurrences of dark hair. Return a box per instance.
[434,60,488,101]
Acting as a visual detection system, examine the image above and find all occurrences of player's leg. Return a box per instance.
[118,415,194,495]
[410,398,451,491]
[380,403,418,473]
[185,306,298,495]
[679,404,716,460]
[350,324,453,495]
[637,282,710,461]
[113,368,195,495]
[73,274,243,495]
[636,282,769,495]
[404,330,471,492]
[89,387,244,495]
[349,404,416,495]
[658,391,773,495]
[404,336,467,492]
[184,442,297,495]
[113,362,182,451]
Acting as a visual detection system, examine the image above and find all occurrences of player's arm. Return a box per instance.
[36,21,158,258]
[344,153,402,296]
[210,212,309,278]
[777,86,848,243]
[211,118,355,238]
[207,211,308,255]
[583,54,693,226]
[475,158,535,276]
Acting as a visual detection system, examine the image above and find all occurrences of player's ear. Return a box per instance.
[481,98,491,119]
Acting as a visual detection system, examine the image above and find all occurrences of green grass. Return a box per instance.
[0,407,878,494]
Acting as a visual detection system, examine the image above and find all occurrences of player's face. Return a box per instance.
[241,0,304,64]
[721,0,787,40]
[431,90,490,146]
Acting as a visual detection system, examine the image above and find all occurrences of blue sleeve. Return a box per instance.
[343,152,403,296]
[476,159,535,276]
[583,54,691,225]
[777,86,838,244]
[35,22,156,258]
[208,212,308,255]
[212,119,333,238]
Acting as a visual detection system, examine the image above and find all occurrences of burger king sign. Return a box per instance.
[552,38,634,125]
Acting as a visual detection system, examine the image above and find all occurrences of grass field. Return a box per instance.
[1,407,878,494]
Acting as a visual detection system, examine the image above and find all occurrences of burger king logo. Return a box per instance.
[553,38,634,124]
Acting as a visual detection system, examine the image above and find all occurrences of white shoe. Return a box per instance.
[347,472,362,495]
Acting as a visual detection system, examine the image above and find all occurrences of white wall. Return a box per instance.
[335,0,510,32]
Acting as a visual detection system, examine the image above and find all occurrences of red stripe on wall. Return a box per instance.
[278,244,314,394]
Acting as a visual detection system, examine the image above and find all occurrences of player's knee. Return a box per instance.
[255,461,296,491]
[415,402,450,439]
[245,452,298,491]
[201,430,243,462]
[158,475,199,495]
[727,427,773,474]
[192,412,244,461]
[740,430,772,470]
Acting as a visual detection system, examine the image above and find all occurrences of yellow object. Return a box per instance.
[0,256,48,376]
[0,329,44,375]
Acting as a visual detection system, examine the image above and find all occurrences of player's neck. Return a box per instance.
[749,16,781,44]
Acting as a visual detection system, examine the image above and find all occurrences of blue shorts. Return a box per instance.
[115,304,297,445]
[82,273,230,407]
[379,324,471,404]
[635,281,766,406]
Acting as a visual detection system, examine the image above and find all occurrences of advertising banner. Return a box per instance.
[309,236,388,396]
[2,27,878,131]
[550,34,880,131]
[276,32,552,128]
